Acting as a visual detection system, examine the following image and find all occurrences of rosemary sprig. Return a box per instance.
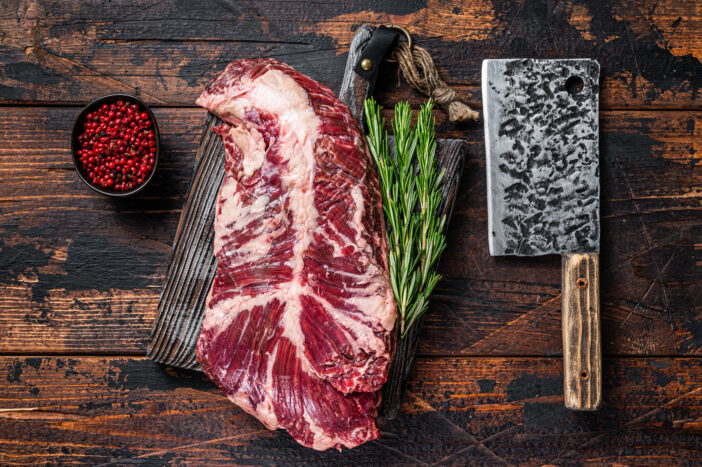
[364,97,447,337]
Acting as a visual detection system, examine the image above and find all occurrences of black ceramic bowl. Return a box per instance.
[71,94,160,197]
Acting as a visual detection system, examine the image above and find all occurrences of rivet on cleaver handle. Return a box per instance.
[482,59,601,410]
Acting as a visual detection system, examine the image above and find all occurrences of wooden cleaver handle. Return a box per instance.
[561,252,602,410]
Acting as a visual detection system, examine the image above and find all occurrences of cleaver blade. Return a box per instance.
[482,58,602,411]
[482,58,600,257]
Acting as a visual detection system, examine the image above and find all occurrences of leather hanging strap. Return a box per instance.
[355,25,478,124]
[353,25,400,94]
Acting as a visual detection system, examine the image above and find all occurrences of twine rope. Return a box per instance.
[389,41,479,123]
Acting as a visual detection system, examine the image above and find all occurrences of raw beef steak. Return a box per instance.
[195,59,396,450]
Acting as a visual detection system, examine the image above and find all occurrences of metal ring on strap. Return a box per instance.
[385,24,413,50]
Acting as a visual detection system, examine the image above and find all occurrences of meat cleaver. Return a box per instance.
[482,59,601,410]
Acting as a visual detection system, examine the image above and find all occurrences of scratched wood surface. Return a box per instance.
[1,0,702,109]
[2,356,701,465]
[0,0,701,464]
[1,107,698,357]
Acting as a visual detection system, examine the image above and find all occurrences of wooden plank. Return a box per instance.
[0,107,700,356]
[0,106,205,354]
[0,0,701,108]
[0,356,699,464]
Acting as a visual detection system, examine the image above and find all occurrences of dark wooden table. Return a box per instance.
[1,0,701,464]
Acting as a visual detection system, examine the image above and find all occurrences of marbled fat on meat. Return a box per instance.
[195,59,396,451]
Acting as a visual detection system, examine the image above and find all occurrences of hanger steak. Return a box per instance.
[195,58,396,450]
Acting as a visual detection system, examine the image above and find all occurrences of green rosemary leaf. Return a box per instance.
[364,97,448,338]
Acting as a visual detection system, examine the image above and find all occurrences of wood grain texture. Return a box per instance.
[0,106,204,354]
[0,0,701,108]
[0,107,700,356]
[0,1,700,462]
[0,356,699,465]
[338,25,374,123]
[147,113,222,369]
[562,253,602,410]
